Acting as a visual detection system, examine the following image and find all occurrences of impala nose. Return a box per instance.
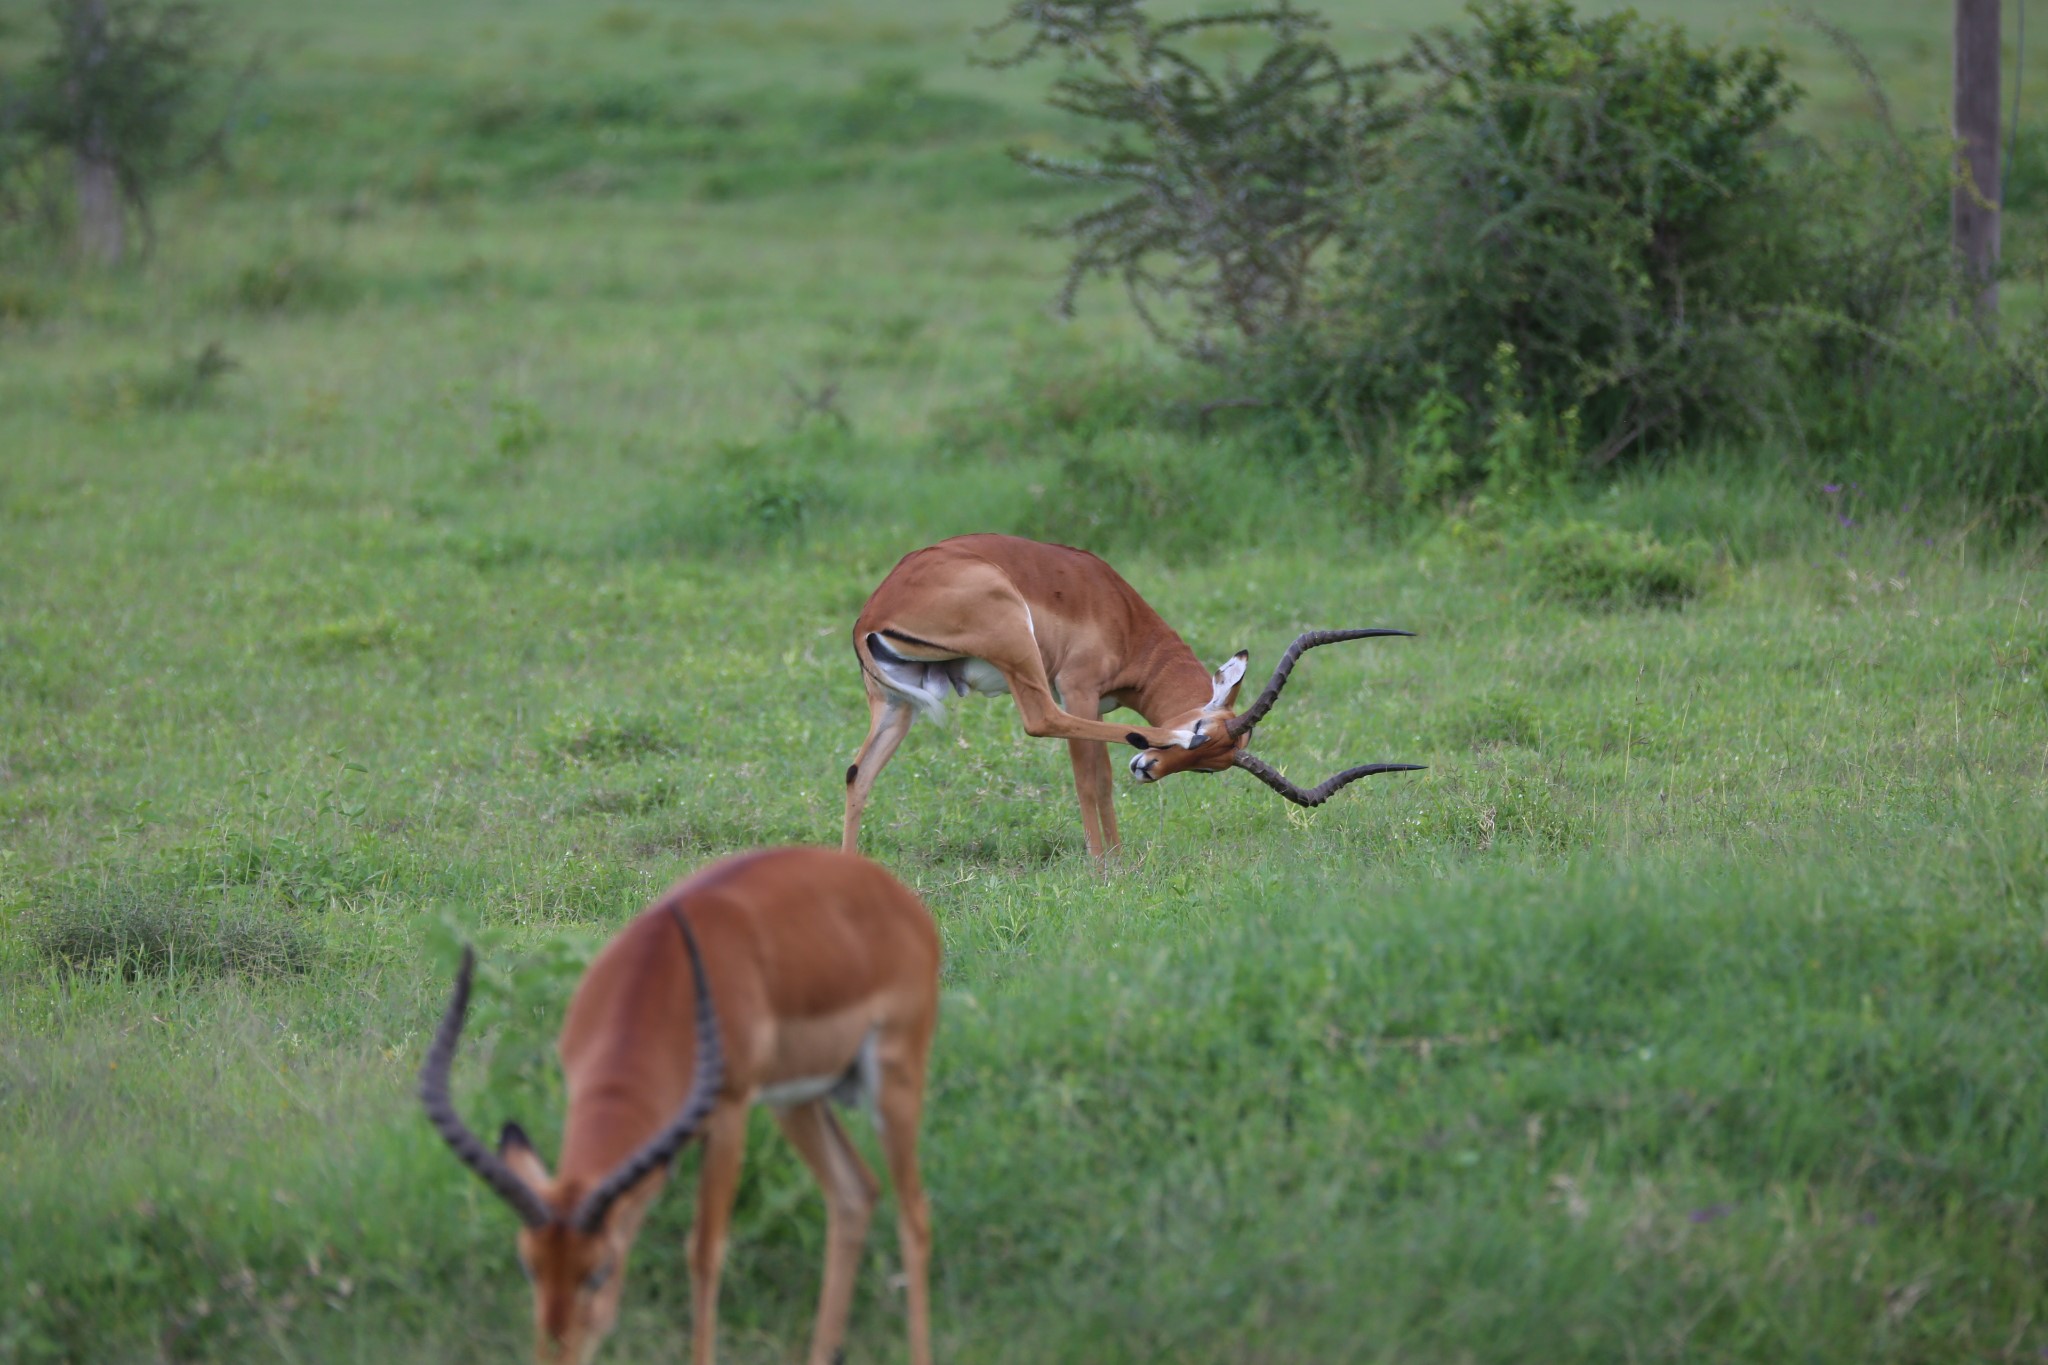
[1129,752,1159,782]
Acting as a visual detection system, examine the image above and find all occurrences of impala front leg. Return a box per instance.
[993,660,1176,750]
[688,1103,750,1365]
[874,1035,934,1365]
[1059,683,1120,860]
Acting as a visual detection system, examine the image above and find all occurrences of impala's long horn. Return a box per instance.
[1232,751,1427,807]
[571,908,725,1235]
[1224,629,1414,739]
[419,946,556,1229]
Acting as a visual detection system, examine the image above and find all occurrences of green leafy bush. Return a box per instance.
[1793,312,2048,520]
[1005,0,2038,520]
[1301,0,1809,470]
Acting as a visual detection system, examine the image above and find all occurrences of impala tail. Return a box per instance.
[859,630,965,724]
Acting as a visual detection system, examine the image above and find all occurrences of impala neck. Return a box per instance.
[1121,629,1216,726]
[557,918,703,1190]
[559,1087,667,1190]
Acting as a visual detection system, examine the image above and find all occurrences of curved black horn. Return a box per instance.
[1225,629,1413,738]
[1232,751,1426,807]
[571,908,725,1234]
[419,947,556,1229]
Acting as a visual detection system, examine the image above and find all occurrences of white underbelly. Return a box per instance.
[757,1073,846,1108]
[959,657,1010,696]
[752,1031,881,1123]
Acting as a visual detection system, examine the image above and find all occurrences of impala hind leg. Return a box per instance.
[773,1101,880,1365]
[843,696,913,854]
[874,1033,934,1365]
[688,1103,750,1365]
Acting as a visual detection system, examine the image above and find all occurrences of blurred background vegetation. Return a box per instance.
[1,0,2045,1361]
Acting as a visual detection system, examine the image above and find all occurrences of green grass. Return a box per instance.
[3,0,2047,1361]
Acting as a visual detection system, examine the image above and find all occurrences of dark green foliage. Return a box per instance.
[1793,312,2048,521]
[2,0,249,251]
[1302,0,1813,468]
[1006,0,2043,523]
[981,0,1399,349]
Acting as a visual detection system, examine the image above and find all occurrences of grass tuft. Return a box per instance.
[1516,520,1718,609]
[27,876,319,980]
[226,246,361,314]
[290,612,406,662]
[538,711,683,765]
[74,341,238,417]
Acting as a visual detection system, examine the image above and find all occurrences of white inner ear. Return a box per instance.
[1209,651,1248,707]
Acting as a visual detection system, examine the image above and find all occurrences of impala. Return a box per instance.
[419,846,941,1365]
[844,533,1421,859]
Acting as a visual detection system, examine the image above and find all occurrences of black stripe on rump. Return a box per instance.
[877,627,952,653]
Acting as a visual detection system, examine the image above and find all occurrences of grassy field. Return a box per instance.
[3,0,2047,1361]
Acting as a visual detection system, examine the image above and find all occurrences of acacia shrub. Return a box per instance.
[1293,0,1813,483]
[979,0,1400,353]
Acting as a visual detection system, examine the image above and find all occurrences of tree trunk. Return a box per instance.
[67,0,125,268]
[74,145,125,267]
[1953,0,2001,328]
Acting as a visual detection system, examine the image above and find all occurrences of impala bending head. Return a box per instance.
[1126,629,1426,804]
[1124,650,1250,782]
[418,915,723,1365]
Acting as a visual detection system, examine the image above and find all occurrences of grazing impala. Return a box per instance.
[419,847,940,1365]
[844,533,1422,860]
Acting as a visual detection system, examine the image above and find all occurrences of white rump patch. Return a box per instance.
[867,633,1011,723]
[867,634,964,723]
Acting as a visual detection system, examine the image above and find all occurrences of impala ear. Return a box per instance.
[1210,650,1249,709]
[498,1122,552,1189]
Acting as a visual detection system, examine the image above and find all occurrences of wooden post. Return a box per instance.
[1953,0,2002,327]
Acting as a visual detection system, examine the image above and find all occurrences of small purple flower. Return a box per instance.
[1822,483,1842,495]
[1837,515,1857,529]
[1688,1204,1733,1224]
